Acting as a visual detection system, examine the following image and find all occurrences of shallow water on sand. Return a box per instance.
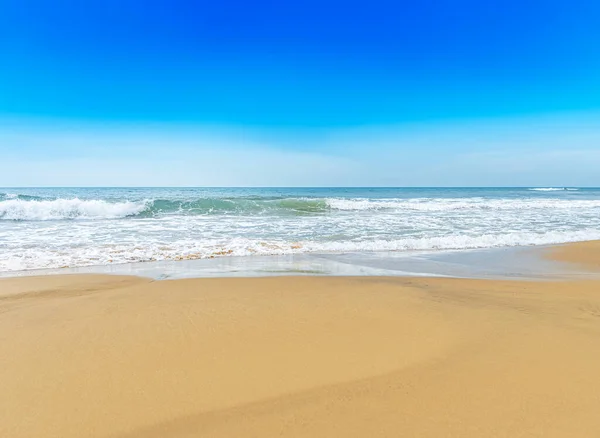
[3,246,596,281]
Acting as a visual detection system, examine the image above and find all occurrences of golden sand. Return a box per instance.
[1,242,599,437]
[546,239,600,271]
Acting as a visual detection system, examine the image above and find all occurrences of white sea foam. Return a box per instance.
[2,229,600,273]
[325,197,600,211]
[528,187,578,191]
[0,198,149,220]
[305,230,600,252]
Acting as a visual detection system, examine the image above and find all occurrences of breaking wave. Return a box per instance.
[528,187,579,191]
[0,198,150,221]
[3,195,600,220]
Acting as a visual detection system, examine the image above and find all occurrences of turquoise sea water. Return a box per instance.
[1,187,599,273]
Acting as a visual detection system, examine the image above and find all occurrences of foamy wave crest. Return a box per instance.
[0,198,150,221]
[3,196,594,219]
[528,187,578,191]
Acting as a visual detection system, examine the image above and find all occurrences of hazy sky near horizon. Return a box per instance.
[1,0,599,186]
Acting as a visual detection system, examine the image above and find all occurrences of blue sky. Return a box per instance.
[1,0,599,186]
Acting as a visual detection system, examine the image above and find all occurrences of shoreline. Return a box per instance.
[2,240,600,281]
[1,241,599,437]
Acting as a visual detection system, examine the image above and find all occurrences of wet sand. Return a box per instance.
[1,242,599,437]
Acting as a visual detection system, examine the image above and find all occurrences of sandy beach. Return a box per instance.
[1,241,600,438]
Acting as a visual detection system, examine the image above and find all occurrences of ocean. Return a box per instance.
[1,187,600,274]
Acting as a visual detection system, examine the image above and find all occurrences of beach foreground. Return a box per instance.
[1,242,600,437]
